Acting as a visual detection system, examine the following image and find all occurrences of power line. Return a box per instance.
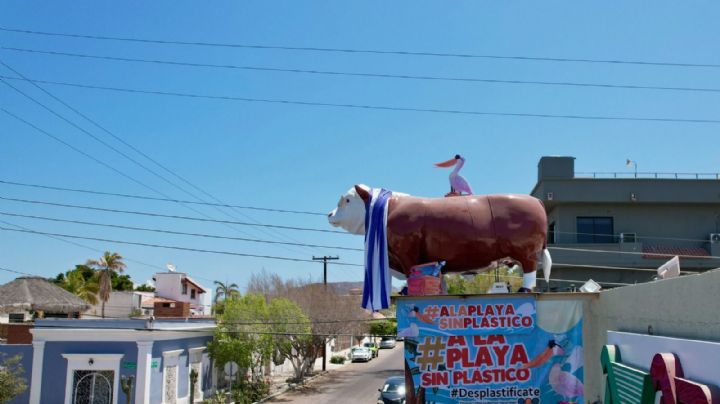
[0,179,326,216]
[0,226,363,267]
[0,210,363,251]
[0,62,314,254]
[0,219,170,275]
[2,26,719,69]
[0,265,34,276]
[5,46,720,94]
[5,179,717,243]
[3,75,718,125]
[0,195,347,234]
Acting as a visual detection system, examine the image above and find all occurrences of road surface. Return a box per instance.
[269,343,404,404]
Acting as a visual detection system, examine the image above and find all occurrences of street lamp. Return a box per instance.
[626,159,637,178]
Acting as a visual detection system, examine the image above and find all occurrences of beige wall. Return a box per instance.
[583,268,720,400]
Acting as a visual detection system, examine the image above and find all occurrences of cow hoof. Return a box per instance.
[517,287,533,293]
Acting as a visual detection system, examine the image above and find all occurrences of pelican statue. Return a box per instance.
[434,154,473,195]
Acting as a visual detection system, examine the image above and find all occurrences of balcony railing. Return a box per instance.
[575,171,720,180]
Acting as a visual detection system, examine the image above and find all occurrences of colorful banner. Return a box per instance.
[398,296,584,404]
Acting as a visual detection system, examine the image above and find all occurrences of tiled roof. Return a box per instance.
[642,245,710,259]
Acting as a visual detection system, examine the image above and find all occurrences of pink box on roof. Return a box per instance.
[407,261,444,296]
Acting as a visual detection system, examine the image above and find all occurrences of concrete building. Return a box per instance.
[531,156,720,288]
[154,272,209,316]
[0,318,215,404]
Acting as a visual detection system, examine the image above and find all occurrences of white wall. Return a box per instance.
[86,291,142,318]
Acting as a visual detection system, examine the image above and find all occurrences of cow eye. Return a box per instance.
[346,198,350,203]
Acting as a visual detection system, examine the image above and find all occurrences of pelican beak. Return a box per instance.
[434,157,458,168]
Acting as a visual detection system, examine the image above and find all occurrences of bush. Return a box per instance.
[230,378,272,404]
[330,355,345,364]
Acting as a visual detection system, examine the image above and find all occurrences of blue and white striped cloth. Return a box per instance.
[362,188,392,311]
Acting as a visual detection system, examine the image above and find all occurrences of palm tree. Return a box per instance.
[213,280,240,303]
[86,251,127,318]
[63,269,100,305]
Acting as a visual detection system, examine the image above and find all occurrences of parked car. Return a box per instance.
[350,347,372,362]
[379,336,397,349]
[395,335,404,341]
[364,341,380,358]
[377,375,406,404]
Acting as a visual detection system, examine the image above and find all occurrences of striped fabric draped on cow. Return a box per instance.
[362,188,392,311]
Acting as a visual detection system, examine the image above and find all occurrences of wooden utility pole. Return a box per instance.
[313,255,339,371]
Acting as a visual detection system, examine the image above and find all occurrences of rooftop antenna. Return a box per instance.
[626,159,637,178]
[167,263,176,272]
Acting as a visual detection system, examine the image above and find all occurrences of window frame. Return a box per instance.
[576,216,614,243]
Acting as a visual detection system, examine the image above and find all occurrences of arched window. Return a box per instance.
[72,370,114,404]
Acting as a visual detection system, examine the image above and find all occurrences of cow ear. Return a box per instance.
[354,185,371,204]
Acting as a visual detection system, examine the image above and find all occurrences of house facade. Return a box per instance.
[1,318,215,404]
[154,272,209,316]
[531,156,720,288]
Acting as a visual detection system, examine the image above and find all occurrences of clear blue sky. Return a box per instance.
[1,1,719,291]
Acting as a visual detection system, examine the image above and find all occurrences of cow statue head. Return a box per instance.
[328,184,372,235]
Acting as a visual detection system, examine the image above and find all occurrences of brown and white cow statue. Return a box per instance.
[328,184,551,291]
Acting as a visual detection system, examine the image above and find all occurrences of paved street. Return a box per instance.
[269,343,405,404]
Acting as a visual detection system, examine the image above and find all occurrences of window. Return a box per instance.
[8,313,24,323]
[191,289,196,299]
[576,217,614,243]
[548,222,556,244]
[72,370,113,404]
[182,283,188,295]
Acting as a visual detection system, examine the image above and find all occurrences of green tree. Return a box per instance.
[63,270,100,305]
[368,320,397,337]
[86,251,127,318]
[213,280,240,315]
[208,294,273,381]
[111,272,134,291]
[444,266,523,294]
[0,354,28,402]
[135,284,155,292]
[268,298,312,382]
[214,280,240,303]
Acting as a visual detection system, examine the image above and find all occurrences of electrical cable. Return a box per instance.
[0,195,348,234]
[2,26,719,69]
[2,75,719,124]
[0,225,364,267]
[5,46,720,94]
[0,210,363,251]
[0,60,319,254]
[0,179,326,216]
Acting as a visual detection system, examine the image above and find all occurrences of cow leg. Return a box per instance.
[517,255,538,292]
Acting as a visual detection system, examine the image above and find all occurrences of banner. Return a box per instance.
[398,296,584,404]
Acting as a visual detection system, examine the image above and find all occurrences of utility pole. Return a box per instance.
[313,255,339,371]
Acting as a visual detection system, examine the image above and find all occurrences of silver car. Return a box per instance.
[379,337,396,349]
[350,347,372,362]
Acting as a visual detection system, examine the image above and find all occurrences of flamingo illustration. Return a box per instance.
[549,362,584,401]
[522,340,564,369]
[435,154,473,195]
[410,306,437,325]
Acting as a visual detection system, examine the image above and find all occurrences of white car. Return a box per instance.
[379,337,396,349]
[350,347,373,362]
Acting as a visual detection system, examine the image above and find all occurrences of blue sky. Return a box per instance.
[1,1,719,290]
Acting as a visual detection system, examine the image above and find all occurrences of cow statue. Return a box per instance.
[328,184,551,292]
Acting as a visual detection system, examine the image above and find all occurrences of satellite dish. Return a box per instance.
[657,256,680,280]
[167,263,176,272]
